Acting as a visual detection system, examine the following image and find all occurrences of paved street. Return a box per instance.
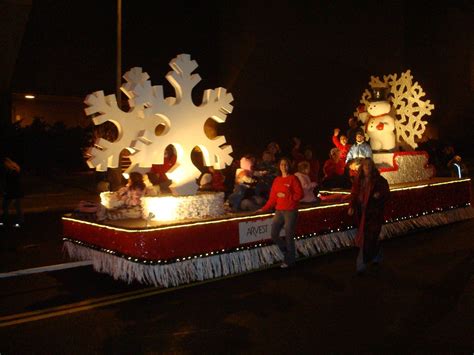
[1,172,98,272]
[1,209,473,354]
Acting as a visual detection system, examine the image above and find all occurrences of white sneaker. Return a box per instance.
[280,262,289,269]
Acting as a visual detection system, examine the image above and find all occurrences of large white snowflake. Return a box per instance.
[85,54,234,195]
[359,70,434,149]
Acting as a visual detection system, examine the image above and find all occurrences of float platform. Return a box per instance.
[63,177,473,287]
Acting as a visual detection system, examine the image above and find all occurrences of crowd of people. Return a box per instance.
[85,117,382,270]
[218,117,375,213]
[93,114,393,220]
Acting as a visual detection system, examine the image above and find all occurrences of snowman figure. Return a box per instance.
[365,87,396,152]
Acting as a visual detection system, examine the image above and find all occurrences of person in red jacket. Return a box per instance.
[198,166,226,192]
[258,157,303,268]
[348,158,390,274]
[332,128,350,162]
[321,148,348,189]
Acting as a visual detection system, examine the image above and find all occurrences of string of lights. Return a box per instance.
[63,202,471,266]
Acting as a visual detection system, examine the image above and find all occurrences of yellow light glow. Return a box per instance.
[390,178,471,191]
[144,196,181,222]
[320,178,471,195]
[24,95,35,99]
[142,193,224,223]
[319,190,351,195]
[62,201,351,233]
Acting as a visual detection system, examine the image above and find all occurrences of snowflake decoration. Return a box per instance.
[358,70,434,149]
[85,54,234,195]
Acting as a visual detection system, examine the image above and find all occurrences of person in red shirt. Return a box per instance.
[321,148,348,189]
[258,157,303,268]
[210,167,226,192]
[332,128,350,162]
[198,166,226,192]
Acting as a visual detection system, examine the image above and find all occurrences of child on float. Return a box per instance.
[227,155,265,212]
[198,166,226,192]
[321,148,349,189]
[235,155,257,184]
[222,159,240,197]
[294,161,319,203]
[266,141,282,163]
[143,172,160,196]
[150,145,176,194]
[97,172,146,221]
[345,130,373,163]
[291,137,320,183]
[332,128,350,162]
[254,150,279,199]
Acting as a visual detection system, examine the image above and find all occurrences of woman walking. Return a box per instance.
[348,158,390,274]
[258,157,303,268]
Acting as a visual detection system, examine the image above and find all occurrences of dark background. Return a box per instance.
[7,0,474,159]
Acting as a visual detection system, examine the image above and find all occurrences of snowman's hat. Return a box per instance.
[368,86,391,102]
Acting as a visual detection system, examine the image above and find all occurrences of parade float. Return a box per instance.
[355,70,436,184]
[63,56,473,287]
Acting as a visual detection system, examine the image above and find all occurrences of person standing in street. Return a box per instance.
[258,157,303,268]
[348,158,390,274]
[1,157,24,227]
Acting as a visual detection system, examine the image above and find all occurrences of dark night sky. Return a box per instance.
[11,0,474,157]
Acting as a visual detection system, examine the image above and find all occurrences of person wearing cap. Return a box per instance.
[345,130,373,164]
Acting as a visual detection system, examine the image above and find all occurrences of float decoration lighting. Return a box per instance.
[84,54,234,195]
[142,194,222,222]
[357,70,434,149]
